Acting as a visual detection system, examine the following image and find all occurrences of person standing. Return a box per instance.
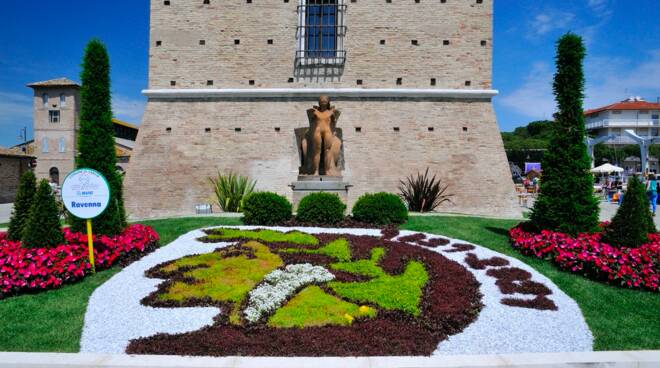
[647,173,657,216]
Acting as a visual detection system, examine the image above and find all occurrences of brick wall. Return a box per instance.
[0,157,31,204]
[123,0,519,219]
[148,0,492,89]
[124,97,519,218]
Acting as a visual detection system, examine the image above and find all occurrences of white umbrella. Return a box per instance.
[591,163,624,174]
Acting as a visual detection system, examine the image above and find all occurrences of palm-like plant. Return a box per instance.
[399,168,453,212]
[209,172,256,212]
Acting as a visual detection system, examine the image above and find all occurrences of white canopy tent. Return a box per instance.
[590,163,624,174]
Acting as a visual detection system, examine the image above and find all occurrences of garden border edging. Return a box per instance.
[0,351,658,368]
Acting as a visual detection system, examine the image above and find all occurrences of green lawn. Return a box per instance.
[0,215,657,352]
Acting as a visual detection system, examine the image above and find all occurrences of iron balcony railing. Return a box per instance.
[295,0,348,67]
[586,119,660,130]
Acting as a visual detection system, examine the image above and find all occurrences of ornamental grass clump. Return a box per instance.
[399,168,452,212]
[21,180,63,249]
[242,192,292,225]
[530,33,599,235]
[604,176,656,248]
[7,170,37,241]
[352,192,408,225]
[296,192,346,224]
[209,171,256,212]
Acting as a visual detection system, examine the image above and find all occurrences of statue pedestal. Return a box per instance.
[290,176,351,207]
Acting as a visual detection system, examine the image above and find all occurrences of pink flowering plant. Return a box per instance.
[0,224,158,299]
[510,223,659,291]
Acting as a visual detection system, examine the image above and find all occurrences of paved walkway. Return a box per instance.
[0,203,12,224]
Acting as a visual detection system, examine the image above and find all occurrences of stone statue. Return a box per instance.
[299,96,343,176]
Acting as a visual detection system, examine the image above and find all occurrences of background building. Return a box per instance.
[124,0,519,218]
[585,97,660,145]
[20,78,138,184]
[0,148,34,203]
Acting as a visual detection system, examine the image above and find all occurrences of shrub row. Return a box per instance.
[0,224,159,298]
[509,224,659,291]
[242,191,408,226]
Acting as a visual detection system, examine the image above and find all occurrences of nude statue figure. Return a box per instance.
[300,96,342,176]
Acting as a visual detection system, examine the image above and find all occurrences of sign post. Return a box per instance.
[61,168,111,274]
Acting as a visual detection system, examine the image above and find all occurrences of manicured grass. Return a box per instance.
[0,222,8,228]
[268,285,376,328]
[403,216,660,351]
[282,238,351,261]
[157,241,283,324]
[202,228,318,245]
[0,217,242,352]
[329,247,429,316]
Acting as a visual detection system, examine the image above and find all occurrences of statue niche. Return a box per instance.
[296,96,344,176]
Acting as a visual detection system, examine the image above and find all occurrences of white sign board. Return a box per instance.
[62,168,110,219]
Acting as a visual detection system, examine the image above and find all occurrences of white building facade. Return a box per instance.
[585,97,660,145]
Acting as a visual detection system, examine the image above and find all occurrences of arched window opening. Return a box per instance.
[58,137,65,152]
[42,137,49,153]
[49,167,60,185]
[60,93,66,107]
[42,93,49,107]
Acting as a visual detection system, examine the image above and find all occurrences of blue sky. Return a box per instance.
[0,0,658,147]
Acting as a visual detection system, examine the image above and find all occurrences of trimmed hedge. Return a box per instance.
[296,192,346,224]
[352,192,408,225]
[243,192,292,225]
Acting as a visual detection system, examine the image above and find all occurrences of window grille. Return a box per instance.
[49,110,60,123]
[296,0,347,67]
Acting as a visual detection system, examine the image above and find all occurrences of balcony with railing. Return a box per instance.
[586,119,660,130]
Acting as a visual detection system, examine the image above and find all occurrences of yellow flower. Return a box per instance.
[343,313,354,324]
[358,305,371,314]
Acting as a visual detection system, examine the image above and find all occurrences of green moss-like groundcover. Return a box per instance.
[127,228,483,356]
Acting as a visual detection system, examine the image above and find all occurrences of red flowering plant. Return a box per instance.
[509,224,659,291]
[0,224,158,299]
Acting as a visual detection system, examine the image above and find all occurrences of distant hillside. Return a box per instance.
[501,120,553,150]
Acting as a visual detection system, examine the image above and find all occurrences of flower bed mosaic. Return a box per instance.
[509,225,660,291]
[0,224,159,298]
[81,227,592,356]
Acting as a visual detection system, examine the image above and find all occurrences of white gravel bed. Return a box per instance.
[80,229,228,354]
[81,226,592,355]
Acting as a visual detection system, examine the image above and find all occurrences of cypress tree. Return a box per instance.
[70,39,126,235]
[604,176,656,248]
[22,180,64,249]
[7,170,37,241]
[530,33,599,235]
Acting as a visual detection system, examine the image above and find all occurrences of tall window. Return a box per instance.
[49,167,59,185]
[60,93,66,107]
[58,137,65,152]
[49,110,60,123]
[42,93,49,108]
[296,0,347,66]
[42,138,49,153]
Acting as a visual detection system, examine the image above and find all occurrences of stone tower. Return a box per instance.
[124,0,520,219]
[27,78,80,185]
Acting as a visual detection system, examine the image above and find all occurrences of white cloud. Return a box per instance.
[112,94,145,124]
[0,91,32,127]
[587,0,613,19]
[528,11,575,38]
[498,50,660,120]
[498,62,556,120]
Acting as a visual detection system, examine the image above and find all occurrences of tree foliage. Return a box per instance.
[530,33,600,235]
[603,176,656,248]
[7,170,37,241]
[22,180,63,249]
[70,39,126,235]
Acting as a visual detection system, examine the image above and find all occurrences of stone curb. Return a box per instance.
[0,351,658,368]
